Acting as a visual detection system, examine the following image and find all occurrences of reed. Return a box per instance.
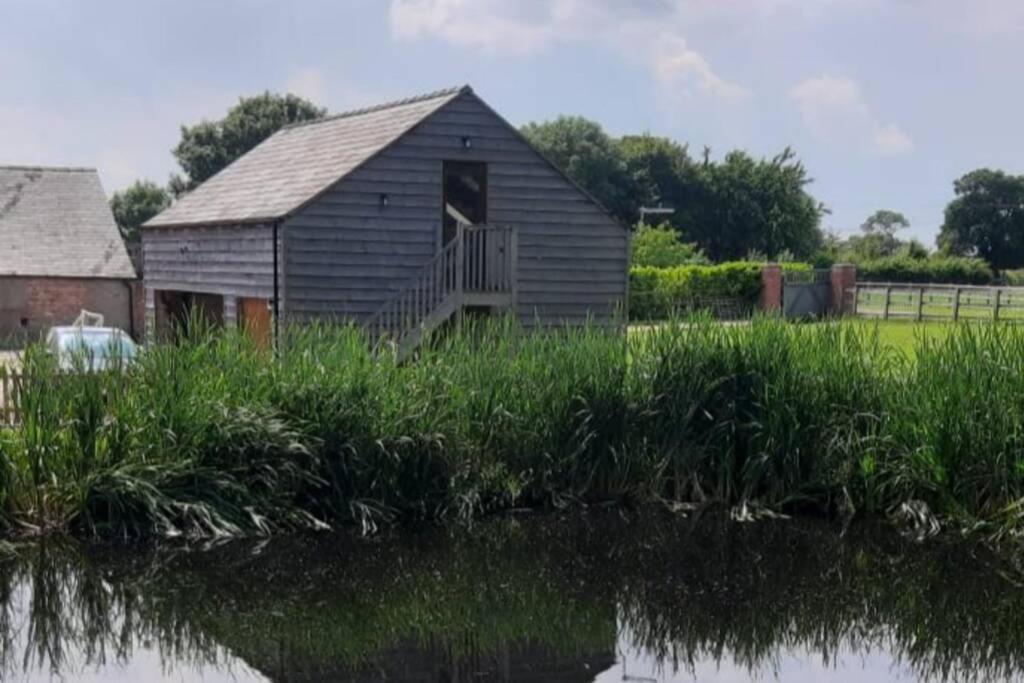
[3,316,1024,539]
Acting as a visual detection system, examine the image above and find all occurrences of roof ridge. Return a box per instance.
[0,164,96,173]
[282,85,471,131]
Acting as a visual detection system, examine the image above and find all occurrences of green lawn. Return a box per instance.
[630,319,959,359]
[859,320,955,356]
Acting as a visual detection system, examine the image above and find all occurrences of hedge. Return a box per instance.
[630,262,811,320]
[855,256,993,285]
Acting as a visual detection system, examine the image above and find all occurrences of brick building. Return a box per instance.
[0,166,138,342]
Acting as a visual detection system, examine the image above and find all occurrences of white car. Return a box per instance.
[44,326,138,371]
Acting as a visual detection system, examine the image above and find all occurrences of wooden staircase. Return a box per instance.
[367,225,516,360]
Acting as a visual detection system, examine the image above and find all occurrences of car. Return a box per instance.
[44,326,138,371]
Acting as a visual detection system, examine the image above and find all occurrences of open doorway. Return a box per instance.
[442,161,487,246]
[154,290,224,339]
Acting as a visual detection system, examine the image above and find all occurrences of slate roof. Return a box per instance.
[146,86,469,228]
[0,166,136,279]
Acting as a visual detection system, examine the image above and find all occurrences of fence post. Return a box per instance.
[852,285,860,316]
[916,287,925,321]
[883,285,892,320]
[994,288,1002,321]
[953,287,961,321]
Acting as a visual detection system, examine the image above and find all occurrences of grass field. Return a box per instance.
[856,320,955,356]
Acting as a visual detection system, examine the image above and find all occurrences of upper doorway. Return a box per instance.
[442,161,487,246]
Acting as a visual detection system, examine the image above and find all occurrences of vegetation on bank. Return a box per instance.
[629,261,809,320]
[3,318,1024,540]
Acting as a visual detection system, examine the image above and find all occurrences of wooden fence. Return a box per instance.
[0,369,22,426]
[853,283,1024,321]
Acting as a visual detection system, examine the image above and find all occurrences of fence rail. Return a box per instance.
[853,282,1024,321]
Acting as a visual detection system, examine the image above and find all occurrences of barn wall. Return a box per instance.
[283,91,628,326]
[141,224,278,338]
[0,277,133,343]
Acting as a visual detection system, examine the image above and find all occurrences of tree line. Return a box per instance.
[111,94,1024,272]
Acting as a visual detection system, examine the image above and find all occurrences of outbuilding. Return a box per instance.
[0,166,138,342]
[143,86,628,351]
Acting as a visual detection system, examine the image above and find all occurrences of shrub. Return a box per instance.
[629,261,811,320]
[856,256,993,285]
[630,223,708,267]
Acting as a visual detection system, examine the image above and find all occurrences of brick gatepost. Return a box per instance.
[829,264,857,315]
[759,264,783,313]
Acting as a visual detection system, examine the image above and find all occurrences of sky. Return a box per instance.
[2,0,1023,246]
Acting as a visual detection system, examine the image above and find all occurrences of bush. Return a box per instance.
[856,256,993,285]
[630,223,708,267]
[629,261,811,320]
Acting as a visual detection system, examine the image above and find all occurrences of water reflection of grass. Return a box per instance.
[2,515,1023,682]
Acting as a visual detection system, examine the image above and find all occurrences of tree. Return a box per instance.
[853,209,909,258]
[685,148,825,261]
[861,209,910,238]
[630,223,707,267]
[109,180,171,242]
[616,134,699,227]
[520,116,634,221]
[938,169,1024,271]
[171,92,325,194]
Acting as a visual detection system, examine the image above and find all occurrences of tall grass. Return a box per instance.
[3,316,1024,539]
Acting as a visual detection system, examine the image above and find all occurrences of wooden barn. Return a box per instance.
[142,85,628,351]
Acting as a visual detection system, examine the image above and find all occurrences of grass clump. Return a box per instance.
[3,316,1024,540]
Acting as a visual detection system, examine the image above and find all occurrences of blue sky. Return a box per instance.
[2,0,1023,246]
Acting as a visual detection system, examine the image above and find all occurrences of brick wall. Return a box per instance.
[0,277,136,342]
[759,264,783,312]
[830,264,857,315]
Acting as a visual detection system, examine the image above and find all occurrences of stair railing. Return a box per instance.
[366,224,465,343]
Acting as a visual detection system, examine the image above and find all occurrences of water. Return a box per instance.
[1,512,1022,682]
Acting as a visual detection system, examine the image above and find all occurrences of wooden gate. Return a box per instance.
[783,269,831,319]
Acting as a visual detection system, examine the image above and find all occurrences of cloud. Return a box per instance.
[285,67,328,103]
[388,0,749,101]
[789,75,912,156]
[870,123,913,156]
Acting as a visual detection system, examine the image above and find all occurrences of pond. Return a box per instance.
[1,511,1022,682]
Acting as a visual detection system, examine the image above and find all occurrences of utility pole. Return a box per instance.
[638,204,675,226]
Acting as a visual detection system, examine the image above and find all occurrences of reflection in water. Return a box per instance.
[0,513,1022,682]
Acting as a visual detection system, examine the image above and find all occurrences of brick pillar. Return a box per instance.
[760,264,783,313]
[829,263,857,315]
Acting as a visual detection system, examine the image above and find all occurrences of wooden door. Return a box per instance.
[238,297,271,349]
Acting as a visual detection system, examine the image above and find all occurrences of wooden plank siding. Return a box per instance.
[142,224,279,337]
[283,91,627,326]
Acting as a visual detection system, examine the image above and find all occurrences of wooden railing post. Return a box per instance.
[455,223,465,297]
[509,226,519,311]
[953,287,961,321]
[883,285,892,320]
[994,288,1002,321]
[916,287,925,321]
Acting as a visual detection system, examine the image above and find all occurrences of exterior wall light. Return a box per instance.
[380,193,389,208]
[462,136,472,149]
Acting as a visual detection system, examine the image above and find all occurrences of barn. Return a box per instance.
[142,86,628,351]
[0,166,138,342]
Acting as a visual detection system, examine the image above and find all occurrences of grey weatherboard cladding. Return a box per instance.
[142,86,627,329]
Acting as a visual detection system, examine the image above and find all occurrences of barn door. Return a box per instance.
[238,297,271,349]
